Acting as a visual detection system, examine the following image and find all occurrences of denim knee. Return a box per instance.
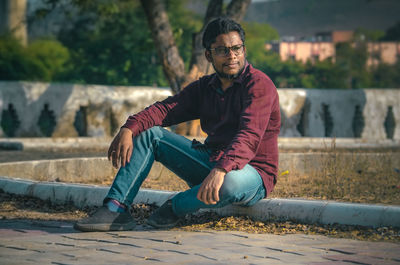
[134,126,163,148]
[139,126,163,140]
[218,168,264,205]
[219,174,243,200]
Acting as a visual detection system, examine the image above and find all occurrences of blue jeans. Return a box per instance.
[106,127,266,217]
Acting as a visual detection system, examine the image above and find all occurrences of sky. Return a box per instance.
[245,0,400,38]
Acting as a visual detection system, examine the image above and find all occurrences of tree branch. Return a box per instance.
[226,0,251,22]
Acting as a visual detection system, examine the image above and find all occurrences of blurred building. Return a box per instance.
[267,31,400,66]
[367,42,400,67]
[266,41,336,64]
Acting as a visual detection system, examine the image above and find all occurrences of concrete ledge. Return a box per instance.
[1,176,399,228]
[1,137,399,152]
[1,154,399,182]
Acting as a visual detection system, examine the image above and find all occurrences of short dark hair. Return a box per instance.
[202,17,245,50]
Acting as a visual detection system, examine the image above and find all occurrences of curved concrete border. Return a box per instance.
[1,153,399,183]
[1,176,399,228]
[1,137,399,151]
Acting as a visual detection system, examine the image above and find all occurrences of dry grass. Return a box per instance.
[273,139,400,205]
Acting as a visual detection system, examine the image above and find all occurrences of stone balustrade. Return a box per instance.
[0,81,398,140]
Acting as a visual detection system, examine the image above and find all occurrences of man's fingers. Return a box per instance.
[120,145,130,167]
[208,190,217,205]
[201,187,216,205]
[196,186,203,202]
[212,188,219,203]
[197,186,207,204]
[107,145,114,161]
[113,147,120,168]
[126,146,132,164]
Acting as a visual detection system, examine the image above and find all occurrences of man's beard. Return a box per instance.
[212,63,245,80]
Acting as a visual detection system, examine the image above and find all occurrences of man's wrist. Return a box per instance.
[214,168,227,174]
[120,127,133,135]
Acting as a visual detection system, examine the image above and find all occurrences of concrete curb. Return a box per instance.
[1,176,399,228]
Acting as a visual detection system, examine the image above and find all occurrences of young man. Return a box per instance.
[74,17,280,232]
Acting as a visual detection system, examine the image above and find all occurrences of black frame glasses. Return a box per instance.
[209,44,245,57]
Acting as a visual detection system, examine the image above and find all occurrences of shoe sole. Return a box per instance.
[74,221,136,232]
[146,219,178,229]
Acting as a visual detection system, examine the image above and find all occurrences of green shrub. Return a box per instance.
[0,35,47,80]
[0,35,70,82]
[28,39,71,81]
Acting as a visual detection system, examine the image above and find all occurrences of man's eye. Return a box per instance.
[232,45,242,51]
[216,47,227,54]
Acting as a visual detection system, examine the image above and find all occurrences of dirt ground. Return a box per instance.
[0,149,399,243]
[1,191,399,243]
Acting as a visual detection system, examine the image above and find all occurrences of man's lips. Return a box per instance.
[224,62,239,68]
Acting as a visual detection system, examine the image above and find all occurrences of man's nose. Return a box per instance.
[226,48,236,58]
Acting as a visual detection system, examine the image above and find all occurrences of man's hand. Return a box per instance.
[197,168,227,205]
[108,127,133,168]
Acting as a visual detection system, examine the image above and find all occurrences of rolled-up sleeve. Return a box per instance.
[122,81,201,136]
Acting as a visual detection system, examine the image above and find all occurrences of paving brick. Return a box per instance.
[1,220,399,264]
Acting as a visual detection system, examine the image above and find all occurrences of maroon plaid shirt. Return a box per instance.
[123,63,280,196]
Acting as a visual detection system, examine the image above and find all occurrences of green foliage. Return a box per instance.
[303,59,348,89]
[335,42,371,88]
[243,22,279,68]
[0,35,45,81]
[354,28,385,41]
[56,1,165,86]
[0,35,70,81]
[49,0,202,86]
[370,61,400,88]
[28,39,71,81]
[243,22,280,42]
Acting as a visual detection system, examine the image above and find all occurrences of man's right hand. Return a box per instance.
[108,127,134,168]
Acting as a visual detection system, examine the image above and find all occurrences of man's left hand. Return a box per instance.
[197,168,227,205]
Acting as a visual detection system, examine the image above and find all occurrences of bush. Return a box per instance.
[0,35,70,82]
[28,39,71,81]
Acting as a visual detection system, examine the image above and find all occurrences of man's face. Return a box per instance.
[206,31,246,80]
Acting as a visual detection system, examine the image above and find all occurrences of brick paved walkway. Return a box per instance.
[0,219,399,264]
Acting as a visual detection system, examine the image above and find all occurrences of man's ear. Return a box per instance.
[205,50,212,62]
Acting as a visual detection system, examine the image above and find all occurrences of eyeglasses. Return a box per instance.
[209,44,245,57]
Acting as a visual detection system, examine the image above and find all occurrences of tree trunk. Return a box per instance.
[0,0,28,45]
[140,0,186,95]
[226,0,252,22]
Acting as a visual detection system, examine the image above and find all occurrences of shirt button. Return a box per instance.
[221,97,224,101]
